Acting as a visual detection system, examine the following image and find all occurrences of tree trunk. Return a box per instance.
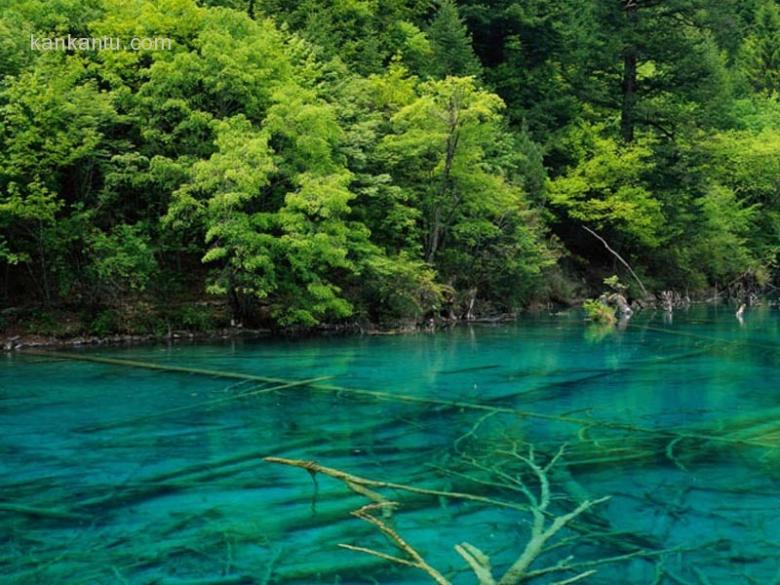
[621,2,639,143]
[37,222,51,305]
[426,93,462,262]
[465,287,477,320]
[227,280,244,325]
[425,207,443,263]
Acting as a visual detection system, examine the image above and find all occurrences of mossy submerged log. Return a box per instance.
[12,348,780,584]
[0,502,91,521]
[152,576,255,585]
[24,349,780,452]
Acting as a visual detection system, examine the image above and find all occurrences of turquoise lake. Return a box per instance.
[2,306,779,584]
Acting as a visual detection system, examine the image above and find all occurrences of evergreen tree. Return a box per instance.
[739,0,780,94]
[428,0,481,78]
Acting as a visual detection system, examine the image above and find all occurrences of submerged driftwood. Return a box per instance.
[265,448,688,585]
[9,348,779,584]
[23,350,779,452]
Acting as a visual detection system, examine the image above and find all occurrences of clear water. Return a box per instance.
[2,306,779,584]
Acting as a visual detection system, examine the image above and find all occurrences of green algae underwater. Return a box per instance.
[2,306,780,584]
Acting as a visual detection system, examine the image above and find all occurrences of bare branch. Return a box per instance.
[497,497,610,585]
[581,225,649,297]
[343,503,451,585]
[268,447,612,585]
[455,542,496,585]
[338,544,418,569]
[265,456,529,512]
[551,570,598,585]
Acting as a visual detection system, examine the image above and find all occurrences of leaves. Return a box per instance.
[1,0,779,324]
[548,125,664,249]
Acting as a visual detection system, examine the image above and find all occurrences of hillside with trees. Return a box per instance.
[1,0,778,335]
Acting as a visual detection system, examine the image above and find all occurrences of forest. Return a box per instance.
[3,4,780,583]
[1,0,779,335]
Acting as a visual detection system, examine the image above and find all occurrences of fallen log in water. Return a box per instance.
[24,350,780,452]
[152,576,255,585]
[21,350,295,384]
[73,443,388,513]
[76,376,333,433]
[265,456,532,513]
[0,502,91,521]
[155,575,260,585]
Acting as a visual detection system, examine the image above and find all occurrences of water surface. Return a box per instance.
[2,306,779,584]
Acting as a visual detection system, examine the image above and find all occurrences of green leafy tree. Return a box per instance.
[165,115,277,315]
[167,83,371,326]
[88,223,159,303]
[381,76,552,307]
[2,0,780,330]
[0,56,117,302]
[547,124,664,249]
[688,184,760,283]
[254,0,433,75]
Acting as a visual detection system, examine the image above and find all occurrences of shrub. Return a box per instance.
[89,309,119,336]
[583,299,616,325]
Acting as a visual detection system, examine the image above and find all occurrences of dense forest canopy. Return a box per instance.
[1,0,779,332]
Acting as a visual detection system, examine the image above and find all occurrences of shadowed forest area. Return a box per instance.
[1,0,779,336]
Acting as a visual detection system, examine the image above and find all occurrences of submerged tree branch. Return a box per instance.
[264,457,532,512]
[342,503,450,585]
[266,447,613,585]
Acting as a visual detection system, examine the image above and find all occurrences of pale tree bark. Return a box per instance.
[426,90,462,263]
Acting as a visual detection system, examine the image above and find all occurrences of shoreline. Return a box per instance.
[3,295,774,352]
[0,314,526,352]
[1,328,269,352]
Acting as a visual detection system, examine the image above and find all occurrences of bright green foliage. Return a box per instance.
[380,76,506,259]
[0,55,117,301]
[583,299,616,325]
[707,129,780,206]
[1,0,779,331]
[88,224,158,302]
[361,253,445,322]
[548,125,663,249]
[380,76,552,305]
[167,89,367,325]
[167,116,277,301]
[702,127,780,277]
[688,184,760,282]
